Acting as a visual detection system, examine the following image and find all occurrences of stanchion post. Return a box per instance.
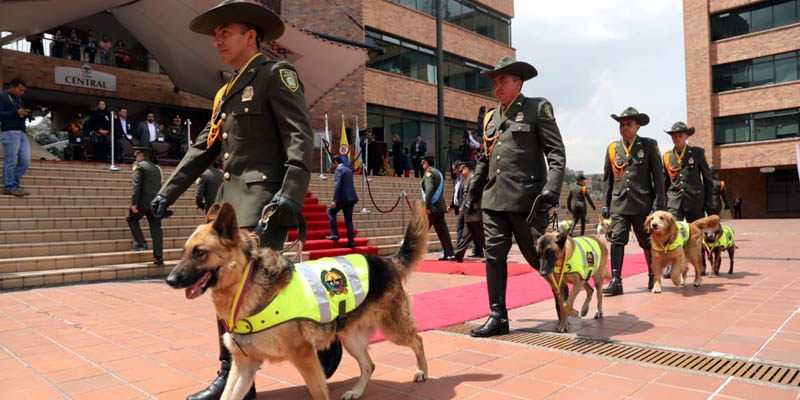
[318,114,328,180]
[106,110,120,171]
[399,191,407,244]
[186,119,192,148]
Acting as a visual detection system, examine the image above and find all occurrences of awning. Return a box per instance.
[0,0,366,105]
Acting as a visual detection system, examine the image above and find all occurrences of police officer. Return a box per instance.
[662,121,712,278]
[602,107,666,295]
[709,167,730,216]
[195,159,223,212]
[166,115,185,159]
[465,56,566,337]
[567,174,596,236]
[454,162,485,262]
[422,156,456,260]
[126,147,163,265]
[148,1,340,398]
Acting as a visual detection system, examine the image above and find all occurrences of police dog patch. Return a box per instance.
[321,268,348,297]
[279,69,299,92]
[541,103,555,120]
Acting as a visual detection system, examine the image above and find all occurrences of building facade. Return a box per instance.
[282,0,514,173]
[684,0,800,218]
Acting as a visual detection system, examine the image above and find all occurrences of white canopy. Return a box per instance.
[0,0,366,104]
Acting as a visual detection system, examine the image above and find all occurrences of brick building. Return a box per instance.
[281,0,514,173]
[683,0,800,218]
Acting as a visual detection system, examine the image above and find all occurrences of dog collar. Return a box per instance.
[222,258,256,334]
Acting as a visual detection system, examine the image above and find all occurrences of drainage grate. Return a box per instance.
[438,323,800,388]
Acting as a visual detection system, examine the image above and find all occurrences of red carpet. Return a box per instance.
[371,252,649,341]
[297,192,371,260]
[417,260,531,276]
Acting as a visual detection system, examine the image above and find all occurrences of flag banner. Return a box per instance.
[323,116,331,172]
[338,115,351,167]
[353,118,363,173]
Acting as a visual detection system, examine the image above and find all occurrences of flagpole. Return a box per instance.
[358,115,370,214]
[105,110,120,171]
[319,114,328,180]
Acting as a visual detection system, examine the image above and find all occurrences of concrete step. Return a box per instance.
[0,195,202,208]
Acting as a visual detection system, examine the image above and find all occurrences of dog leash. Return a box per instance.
[253,202,307,262]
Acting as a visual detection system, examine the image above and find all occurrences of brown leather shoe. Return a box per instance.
[3,188,27,197]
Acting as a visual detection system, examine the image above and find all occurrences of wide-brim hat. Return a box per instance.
[461,161,475,171]
[576,174,586,180]
[133,146,152,155]
[189,0,284,41]
[481,56,538,82]
[665,121,695,136]
[611,106,650,126]
[422,156,435,165]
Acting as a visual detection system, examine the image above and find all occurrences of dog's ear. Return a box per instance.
[206,203,222,224]
[644,214,653,233]
[212,203,239,242]
[556,229,569,248]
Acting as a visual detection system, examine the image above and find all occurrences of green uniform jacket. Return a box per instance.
[158,54,313,228]
[467,95,566,213]
[711,178,730,210]
[567,184,595,213]
[131,160,163,211]
[603,136,666,215]
[195,167,223,207]
[166,124,183,142]
[460,174,482,223]
[663,145,712,213]
[422,167,447,213]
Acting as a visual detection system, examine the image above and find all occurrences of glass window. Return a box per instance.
[397,0,416,9]
[750,6,773,32]
[715,108,800,145]
[474,7,491,37]
[459,2,475,31]
[774,0,797,27]
[751,57,775,86]
[775,111,799,137]
[714,114,750,144]
[446,0,462,22]
[490,15,510,44]
[753,112,777,141]
[775,53,798,82]
[712,50,799,92]
[417,0,435,14]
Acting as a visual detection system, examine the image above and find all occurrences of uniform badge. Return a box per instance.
[279,69,299,92]
[425,171,432,177]
[320,268,348,297]
[242,86,254,102]
[131,163,138,171]
[514,112,524,122]
[688,157,695,164]
[637,149,644,158]
[541,103,555,120]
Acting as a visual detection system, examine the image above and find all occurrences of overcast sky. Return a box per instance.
[512,0,687,174]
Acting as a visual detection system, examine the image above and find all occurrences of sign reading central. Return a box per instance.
[55,64,117,91]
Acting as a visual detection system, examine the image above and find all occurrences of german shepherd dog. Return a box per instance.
[644,211,719,293]
[536,230,609,333]
[704,224,737,276]
[166,202,430,400]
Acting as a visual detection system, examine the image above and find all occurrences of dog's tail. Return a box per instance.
[392,202,429,280]
[693,214,720,233]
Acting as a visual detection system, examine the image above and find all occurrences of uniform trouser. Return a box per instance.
[126,209,163,259]
[456,212,464,243]
[428,211,454,257]
[455,219,486,258]
[609,213,652,278]
[216,225,289,362]
[328,203,355,246]
[570,207,587,236]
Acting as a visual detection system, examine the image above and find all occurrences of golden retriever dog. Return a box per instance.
[166,202,430,400]
[645,211,719,293]
[536,230,609,333]
[703,224,737,276]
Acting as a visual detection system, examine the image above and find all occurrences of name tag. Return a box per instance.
[157,137,165,142]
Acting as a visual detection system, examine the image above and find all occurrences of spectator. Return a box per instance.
[87,99,112,162]
[0,78,31,197]
[411,134,426,178]
[137,112,159,148]
[114,107,133,162]
[52,29,66,58]
[26,34,44,55]
[67,29,82,61]
[99,35,112,65]
[65,113,86,161]
[114,40,129,68]
[390,134,403,177]
[84,30,98,63]
[454,162,485,262]
[165,115,185,159]
[403,147,412,177]
[126,147,164,265]
[734,195,743,219]
[325,155,359,249]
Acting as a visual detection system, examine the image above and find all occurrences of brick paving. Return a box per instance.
[1,218,799,399]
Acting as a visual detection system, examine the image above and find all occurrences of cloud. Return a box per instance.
[513,0,687,173]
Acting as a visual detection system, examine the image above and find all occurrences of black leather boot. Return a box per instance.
[471,261,509,337]
[318,337,342,379]
[644,248,654,289]
[603,244,624,296]
[663,264,672,279]
[186,360,256,400]
[701,247,708,276]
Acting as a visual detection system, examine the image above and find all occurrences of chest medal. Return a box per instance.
[242,86,254,102]
[514,112,524,122]
[637,149,644,158]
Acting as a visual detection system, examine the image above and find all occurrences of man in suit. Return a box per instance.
[464,56,566,337]
[662,121,712,277]
[411,134,427,178]
[325,155,358,248]
[137,112,160,148]
[454,162,485,262]
[602,107,666,295]
[114,107,134,161]
[709,167,730,216]
[195,159,223,212]
[567,174,596,236]
[126,147,163,264]
[149,1,340,397]
[422,156,456,260]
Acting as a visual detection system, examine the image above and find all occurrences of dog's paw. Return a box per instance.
[413,370,427,383]
[693,279,702,288]
[594,311,603,319]
[651,286,662,294]
[580,304,590,317]
[342,390,362,400]
[727,270,733,275]
[556,324,569,333]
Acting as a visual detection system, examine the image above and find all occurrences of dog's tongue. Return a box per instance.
[185,271,211,300]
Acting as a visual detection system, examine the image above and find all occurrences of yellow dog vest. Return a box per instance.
[554,237,602,280]
[707,225,735,249]
[232,254,370,334]
[652,221,689,252]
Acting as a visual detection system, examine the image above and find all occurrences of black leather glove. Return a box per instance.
[539,190,559,208]
[272,195,302,220]
[151,194,170,218]
[195,197,205,210]
[602,206,610,219]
